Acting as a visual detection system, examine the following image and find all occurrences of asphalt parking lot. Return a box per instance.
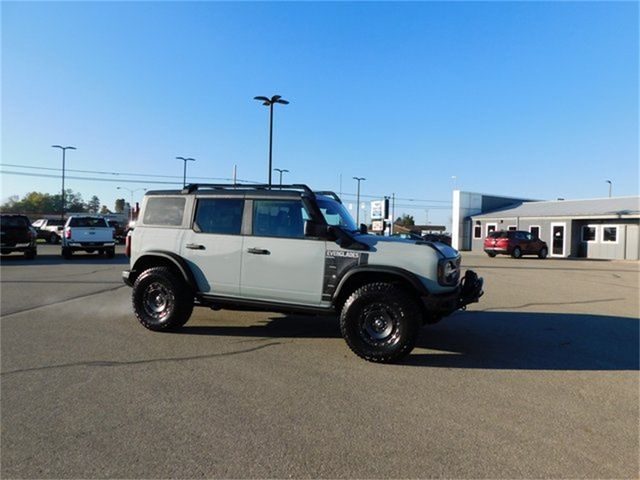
[1,245,638,478]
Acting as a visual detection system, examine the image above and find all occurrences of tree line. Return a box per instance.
[0,190,126,215]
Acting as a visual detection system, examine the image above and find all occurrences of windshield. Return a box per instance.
[316,197,358,232]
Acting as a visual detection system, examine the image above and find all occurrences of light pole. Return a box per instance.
[606,180,612,198]
[51,145,76,220]
[353,177,366,225]
[176,157,196,187]
[117,187,147,221]
[254,95,289,186]
[273,168,289,186]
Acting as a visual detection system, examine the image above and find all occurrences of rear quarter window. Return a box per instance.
[143,197,186,226]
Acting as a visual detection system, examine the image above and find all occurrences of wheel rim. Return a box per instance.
[142,281,174,322]
[359,302,401,346]
[514,248,521,257]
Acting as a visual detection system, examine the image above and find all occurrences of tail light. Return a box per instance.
[496,238,508,246]
[65,228,72,239]
[125,232,131,257]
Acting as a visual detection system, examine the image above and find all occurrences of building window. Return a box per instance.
[507,225,517,231]
[473,225,482,239]
[602,226,618,243]
[582,226,597,242]
[486,223,497,236]
[530,226,540,238]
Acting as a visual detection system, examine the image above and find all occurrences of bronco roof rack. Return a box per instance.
[181,183,315,195]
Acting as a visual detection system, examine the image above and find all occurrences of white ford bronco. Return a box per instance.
[123,184,483,363]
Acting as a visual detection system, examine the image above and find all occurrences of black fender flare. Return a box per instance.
[132,251,198,290]
[332,265,429,303]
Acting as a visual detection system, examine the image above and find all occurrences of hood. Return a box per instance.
[352,234,459,259]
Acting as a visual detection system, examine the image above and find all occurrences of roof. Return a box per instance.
[471,196,640,220]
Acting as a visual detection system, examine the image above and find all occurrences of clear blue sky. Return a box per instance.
[2,1,638,228]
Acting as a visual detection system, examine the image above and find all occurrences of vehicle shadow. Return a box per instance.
[175,311,639,371]
[0,253,129,266]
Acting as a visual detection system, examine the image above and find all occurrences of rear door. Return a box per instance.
[240,199,326,305]
[180,197,245,296]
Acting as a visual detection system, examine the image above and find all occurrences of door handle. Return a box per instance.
[247,248,270,255]
[186,243,205,250]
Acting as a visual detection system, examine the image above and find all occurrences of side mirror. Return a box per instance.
[304,220,327,238]
[359,223,368,234]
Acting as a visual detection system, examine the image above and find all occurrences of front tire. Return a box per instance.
[538,247,548,259]
[132,266,194,331]
[340,283,420,363]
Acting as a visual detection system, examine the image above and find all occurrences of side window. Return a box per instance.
[194,199,244,235]
[524,232,532,241]
[252,200,306,238]
[143,197,186,226]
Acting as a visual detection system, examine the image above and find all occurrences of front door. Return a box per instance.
[181,197,245,296]
[241,199,326,305]
[551,223,566,257]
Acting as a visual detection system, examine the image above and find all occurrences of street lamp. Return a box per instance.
[176,157,196,187]
[254,95,289,187]
[606,180,612,198]
[353,176,366,225]
[51,145,76,220]
[273,168,290,186]
[117,187,147,221]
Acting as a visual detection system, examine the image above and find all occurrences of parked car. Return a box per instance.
[1,214,37,259]
[484,230,548,259]
[122,183,484,363]
[31,218,65,243]
[62,216,116,259]
[107,220,126,244]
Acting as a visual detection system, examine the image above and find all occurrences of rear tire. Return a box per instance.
[24,248,36,260]
[511,246,522,259]
[538,247,548,259]
[340,282,420,363]
[132,266,194,331]
[486,252,496,258]
[62,247,72,259]
[105,247,115,259]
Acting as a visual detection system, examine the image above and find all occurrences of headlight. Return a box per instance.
[438,257,461,286]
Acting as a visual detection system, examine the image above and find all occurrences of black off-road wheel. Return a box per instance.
[132,266,194,331]
[340,282,421,363]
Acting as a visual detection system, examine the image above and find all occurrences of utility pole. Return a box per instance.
[606,180,612,198]
[51,145,76,220]
[353,177,366,225]
[391,193,395,235]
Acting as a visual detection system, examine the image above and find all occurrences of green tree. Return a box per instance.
[87,195,100,214]
[395,214,415,227]
[99,205,111,215]
[115,198,125,213]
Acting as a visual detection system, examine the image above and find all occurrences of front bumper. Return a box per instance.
[122,269,134,287]
[422,270,484,315]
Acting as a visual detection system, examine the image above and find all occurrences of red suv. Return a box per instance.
[484,230,548,259]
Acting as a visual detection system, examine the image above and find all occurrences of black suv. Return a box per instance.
[1,214,37,259]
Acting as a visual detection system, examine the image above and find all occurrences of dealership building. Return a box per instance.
[452,192,640,260]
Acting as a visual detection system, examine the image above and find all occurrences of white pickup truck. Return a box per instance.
[62,216,116,259]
